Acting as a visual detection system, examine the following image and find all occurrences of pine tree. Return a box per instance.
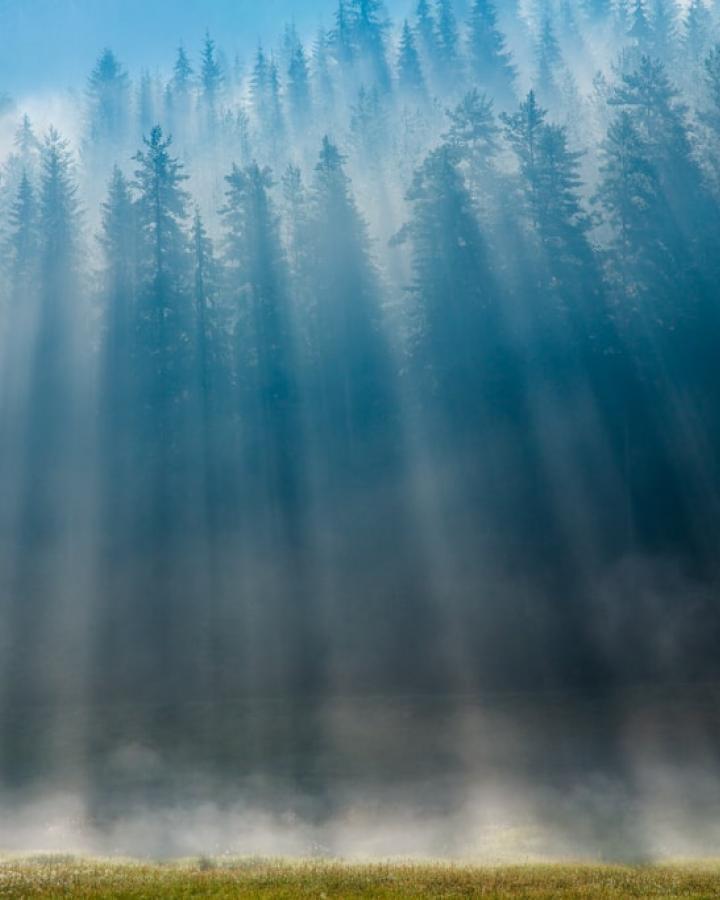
[312,28,335,113]
[172,45,194,94]
[610,55,719,281]
[436,0,460,82]
[397,143,498,428]
[14,115,40,167]
[684,0,712,67]
[200,31,223,132]
[22,128,81,541]
[351,0,392,91]
[98,166,136,539]
[415,0,438,62]
[221,163,302,530]
[536,16,563,105]
[132,126,194,517]
[287,39,312,127]
[5,171,38,283]
[306,137,394,475]
[251,44,270,115]
[87,49,130,144]
[467,0,516,108]
[595,110,673,295]
[628,0,652,46]
[201,31,223,106]
[398,20,426,97]
[702,44,720,135]
[332,0,356,65]
[533,123,597,287]
[350,85,387,166]
[444,90,499,202]
[138,70,158,137]
[281,164,310,282]
[650,0,678,63]
[501,90,548,223]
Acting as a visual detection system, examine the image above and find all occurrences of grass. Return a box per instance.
[1,858,720,898]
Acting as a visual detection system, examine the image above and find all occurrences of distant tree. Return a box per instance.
[595,110,674,297]
[131,126,194,535]
[502,90,548,224]
[172,44,194,94]
[201,31,223,107]
[650,0,678,63]
[221,163,302,535]
[396,143,499,430]
[444,90,499,202]
[683,0,712,67]
[281,164,310,283]
[4,171,38,284]
[350,85,387,166]
[14,115,40,168]
[87,49,130,144]
[306,137,394,476]
[312,28,335,113]
[436,0,460,84]
[628,0,652,46]
[701,44,720,136]
[415,0,438,62]
[350,0,392,91]
[98,166,136,543]
[138,70,159,137]
[397,20,426,98]
[466,0,516,107]
[287,39,312,127]
[331,0,356,65]
[535,16,563,105]
[22,128,81,543]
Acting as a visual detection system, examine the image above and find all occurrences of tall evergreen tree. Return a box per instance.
[436,0,460,83]
[131,126,194,535]
[287,39,312,127]
[351,0,392,90]
[535,16,563,105]
[87,49,130,144]
[467,0,516,107]
[397,20,427,98]
[415,0,438,63]
[683,0,712,67]
[306,138,394,476]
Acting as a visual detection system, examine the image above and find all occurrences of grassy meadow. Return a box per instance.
[1,858,720,898]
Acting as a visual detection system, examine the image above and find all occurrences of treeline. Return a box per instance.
[2,0,720,716]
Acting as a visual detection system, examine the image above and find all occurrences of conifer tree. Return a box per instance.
[87,49,130,144]
[467,0,516,107]
[351,0,392,91]
[436,0,460,84]
[132,126,194,532]
[415,0,438,62]
[398,20,426,98]
[306,137,394,476]
[287,39,312,127]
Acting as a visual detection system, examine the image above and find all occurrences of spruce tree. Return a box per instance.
[87,49,130,144]
[287,39,312,127]
[467,0,516,108]
[398,20,426,98]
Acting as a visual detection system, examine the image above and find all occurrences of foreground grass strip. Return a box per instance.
[1,859,720,898]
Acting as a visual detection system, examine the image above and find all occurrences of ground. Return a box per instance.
[1,858,720,898]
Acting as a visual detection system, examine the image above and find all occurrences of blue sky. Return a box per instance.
[0,0,389,94]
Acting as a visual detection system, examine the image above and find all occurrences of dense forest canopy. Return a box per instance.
[1,0,720,789]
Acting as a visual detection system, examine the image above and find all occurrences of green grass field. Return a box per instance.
[1,858,720,898]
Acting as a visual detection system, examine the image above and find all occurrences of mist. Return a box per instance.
[2,0,720,862]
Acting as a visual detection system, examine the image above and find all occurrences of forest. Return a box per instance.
[1,0,720,767]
